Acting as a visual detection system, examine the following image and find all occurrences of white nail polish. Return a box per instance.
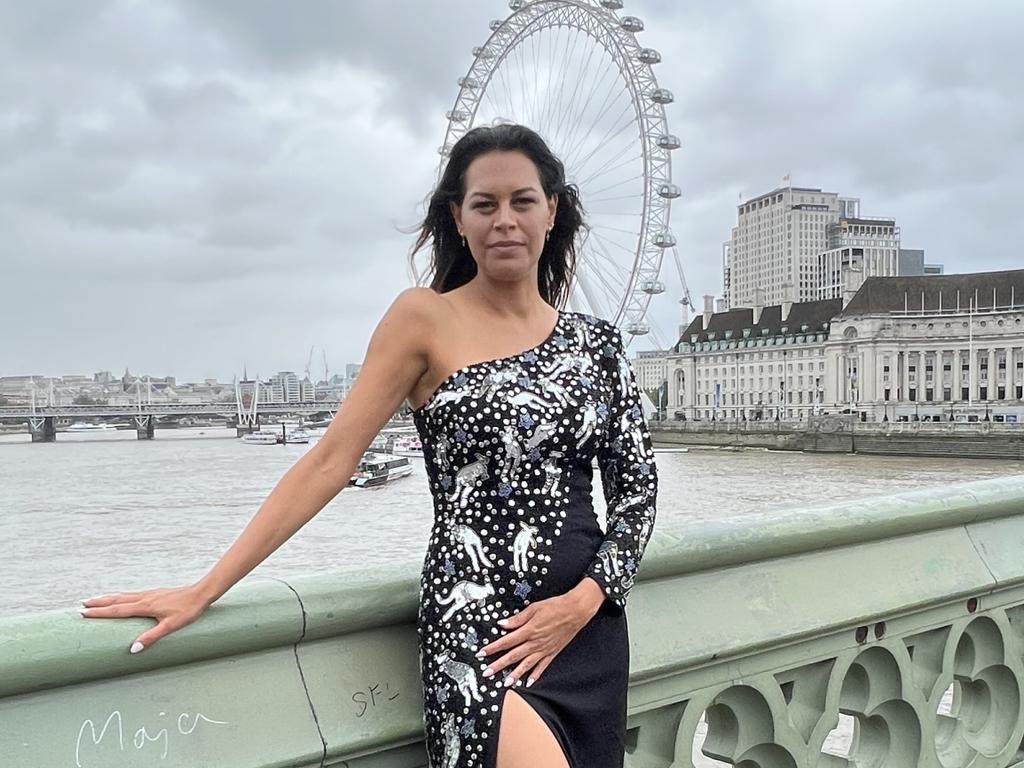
[130,641,145,654]
[503,676,514,688]
[78,609,89,617]
[527,677,535,688]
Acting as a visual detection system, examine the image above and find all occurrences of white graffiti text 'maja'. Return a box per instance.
[75,709,229,766]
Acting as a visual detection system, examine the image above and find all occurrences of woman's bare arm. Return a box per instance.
[82,286,438,650]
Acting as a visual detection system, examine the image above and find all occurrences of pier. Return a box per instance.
[5,475,1024,766]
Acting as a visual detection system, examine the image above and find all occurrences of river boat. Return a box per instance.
[348,452,413,488]
[391,435,423,457]
[66,423,117,432]
[241,430,279,445]
[283,428,312,444]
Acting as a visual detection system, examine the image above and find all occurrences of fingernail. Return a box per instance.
[503,676,514,687]
[497,619,508,626]
[482,667,494,677]
[78,609,90,617]
[130,641,145,654]
[475,651,485,659]
[527,677,535,688]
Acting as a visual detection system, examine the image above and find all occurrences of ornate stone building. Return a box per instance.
[666,269,1024,423]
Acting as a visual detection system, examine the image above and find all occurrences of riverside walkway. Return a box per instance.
[4,475,1024,767]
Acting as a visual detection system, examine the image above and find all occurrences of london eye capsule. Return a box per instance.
[600,0,624,9]
[657,134,681,150]
[624,320,650,337]
[650,88,674,104]
[637,48,661,64]
[657,183,682,199]
[641,280,666,295]
[652,230,676,248]
[620,16,644,32]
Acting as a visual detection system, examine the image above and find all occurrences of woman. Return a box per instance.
[81,123,658,768]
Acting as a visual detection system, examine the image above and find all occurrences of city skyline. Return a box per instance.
[3,1,1022,381]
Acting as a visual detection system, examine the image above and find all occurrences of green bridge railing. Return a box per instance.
[4,475,1024,767]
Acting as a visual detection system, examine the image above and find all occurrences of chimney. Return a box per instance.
[715,297,728,313]
[781,281,795,321]
[702,294,714,328]
[752,288,765,325]
[842,267,865,309]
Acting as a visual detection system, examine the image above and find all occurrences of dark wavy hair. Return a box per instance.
[409,123,585,309]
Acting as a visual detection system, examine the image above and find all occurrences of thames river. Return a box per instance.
[2,426,1019,616]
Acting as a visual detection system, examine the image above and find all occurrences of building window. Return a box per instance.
[962,387,970,400]
[943,388,951,401]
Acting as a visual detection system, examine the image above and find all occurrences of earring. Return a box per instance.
[461,233,467,248]
[546,228,551,242]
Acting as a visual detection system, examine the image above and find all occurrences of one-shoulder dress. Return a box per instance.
[410,309,658,768]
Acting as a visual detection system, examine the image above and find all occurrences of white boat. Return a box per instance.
[284,428,312,444]
[391,435,423,457]
[241,430,279,445]
[66,422,117,432]
[349,451,413,488]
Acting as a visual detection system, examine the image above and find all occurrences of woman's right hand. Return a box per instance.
[80,584,213,654]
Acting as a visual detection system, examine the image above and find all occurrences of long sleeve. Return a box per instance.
[584,323,658,611]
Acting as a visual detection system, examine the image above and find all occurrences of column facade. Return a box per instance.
[988,347,997,401]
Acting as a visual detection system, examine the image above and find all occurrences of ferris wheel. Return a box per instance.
[422,0,685,339]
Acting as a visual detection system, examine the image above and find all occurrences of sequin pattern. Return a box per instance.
[411,310,658,766]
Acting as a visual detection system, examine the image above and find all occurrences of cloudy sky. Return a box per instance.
[3,0,1021,382]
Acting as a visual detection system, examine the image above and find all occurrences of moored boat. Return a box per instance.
[348,451,413,488]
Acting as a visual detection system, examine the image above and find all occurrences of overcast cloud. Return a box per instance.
[2,0,1021,382]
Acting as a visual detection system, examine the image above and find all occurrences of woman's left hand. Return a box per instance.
[476,578,604,688]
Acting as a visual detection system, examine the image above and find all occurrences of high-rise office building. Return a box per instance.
[724,185,899,308]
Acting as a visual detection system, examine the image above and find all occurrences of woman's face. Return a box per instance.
[450,150,557,280]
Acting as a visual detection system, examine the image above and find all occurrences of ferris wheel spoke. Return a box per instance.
[590,230,642,264]
[560,58,631,153]
[576,145,643,189]
[583,243,633,290]
[561,90,633,175]
[588,229,635,269]
[543,30,588,148]
[561,76,622,165]
[587,173,647,201]
[505,39,532,125]
[549,32,602,143]
[555,50,621,164]
[591,222,642,238]
[580,248,629,309]
[567,99,636,174]
[576,265,617,319]
[538,26,575,137]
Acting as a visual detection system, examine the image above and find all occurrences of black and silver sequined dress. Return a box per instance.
[410,310,658,768]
